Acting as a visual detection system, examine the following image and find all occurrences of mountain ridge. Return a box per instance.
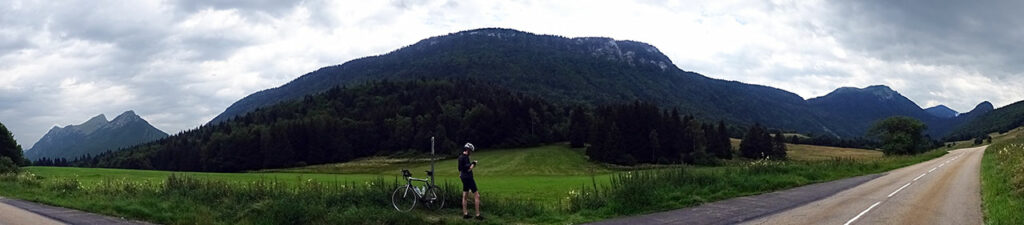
[26,110,168,160]
[925,105,958,118]
[206,27,985,139]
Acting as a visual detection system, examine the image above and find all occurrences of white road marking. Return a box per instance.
[913,173,927,181]
[845,201,882,225]
[888,182,912,198]
[842,151,969,225]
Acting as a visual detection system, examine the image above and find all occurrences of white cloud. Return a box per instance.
[1,0,1022,148]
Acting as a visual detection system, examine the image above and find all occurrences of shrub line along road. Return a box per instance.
[591,146,986,225]
[0,197,151,225]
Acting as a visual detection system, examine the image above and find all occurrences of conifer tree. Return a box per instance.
[569,106,589,148]
[771,131,788,160]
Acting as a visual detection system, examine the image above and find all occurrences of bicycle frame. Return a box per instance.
[392,137,445,212]
[401,175,431,198]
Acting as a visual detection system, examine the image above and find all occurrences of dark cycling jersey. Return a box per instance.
[458,153,473,179]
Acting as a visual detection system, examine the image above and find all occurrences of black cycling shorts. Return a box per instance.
[461,177,478,193]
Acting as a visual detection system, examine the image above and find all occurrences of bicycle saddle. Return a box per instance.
[401,169,412,177]
[425,170,433,176]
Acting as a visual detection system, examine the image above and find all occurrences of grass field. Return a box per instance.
[27,146,616,205]
[1,143,945,225]
[267,144,611,176]
[941,127,1024,150]
[980,127,1024,225]
[729,139,883,161]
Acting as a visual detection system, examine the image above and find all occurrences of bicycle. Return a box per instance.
[392,169,445,212]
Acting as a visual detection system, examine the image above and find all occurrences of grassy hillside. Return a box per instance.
[981,126,1024,225]
[942,127,1024,150]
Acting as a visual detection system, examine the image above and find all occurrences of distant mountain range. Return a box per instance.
[209,28,991,139]
[25,111,168,160]
[924,105,958,118]
[946,100,1024,140]
[805,86,992,138]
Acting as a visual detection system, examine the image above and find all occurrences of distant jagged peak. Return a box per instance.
[69,113,109,135]
[968,101,994,113]
[113,110,139,120]
[109,110,143,127]
[84,114,108,125]
[44,125,71,135]
[974,101,994,110]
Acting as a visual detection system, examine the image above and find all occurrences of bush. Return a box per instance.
[0,157,19,174]
[868,116,928,155]
[47,178,82,193]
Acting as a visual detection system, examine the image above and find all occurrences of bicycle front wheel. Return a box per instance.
[392,185,417,212]
[423,185,445,210]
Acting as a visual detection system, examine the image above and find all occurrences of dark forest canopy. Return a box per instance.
[584,102,734,166]
[1,122,28,166]
[76,80,567,172]
[68,79,884,172]
[1,122,29,171]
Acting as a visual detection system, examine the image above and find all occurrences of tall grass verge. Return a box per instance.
[982,138,1024,224]
[566,150,946,219]
[0,172,548,225]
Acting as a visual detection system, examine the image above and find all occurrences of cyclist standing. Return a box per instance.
[459,143,482,220]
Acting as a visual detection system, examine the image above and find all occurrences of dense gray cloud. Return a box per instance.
[1,0,1022,149]
[816,0,1024,108]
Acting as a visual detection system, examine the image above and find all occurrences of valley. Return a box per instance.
[1,142,957,224]
[2,3,1023,224]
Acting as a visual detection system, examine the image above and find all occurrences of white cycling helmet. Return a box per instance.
[464,143,475,151]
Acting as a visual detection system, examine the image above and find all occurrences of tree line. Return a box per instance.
[31,157,74,167]
[572,102,785,166]
[71,80,567,172]
[1,122,29,173]
[54,79,901,172]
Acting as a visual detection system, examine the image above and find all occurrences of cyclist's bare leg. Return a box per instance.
[462,191,469,216]
[474,192,481,216]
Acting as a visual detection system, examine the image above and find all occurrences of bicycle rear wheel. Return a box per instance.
[392,185,417,212]
[423,185,445,210]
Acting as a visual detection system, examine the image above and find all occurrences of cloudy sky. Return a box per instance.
[2,0,1023,148]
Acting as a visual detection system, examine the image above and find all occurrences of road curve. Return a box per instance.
[0,199,64,225]
[742,145,985,225]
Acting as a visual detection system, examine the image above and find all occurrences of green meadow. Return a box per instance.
[1,143,948,224]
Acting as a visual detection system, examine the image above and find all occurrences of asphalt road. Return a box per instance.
[0,199,64,225]
[0,197,152,225]
[743,145,985,225]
